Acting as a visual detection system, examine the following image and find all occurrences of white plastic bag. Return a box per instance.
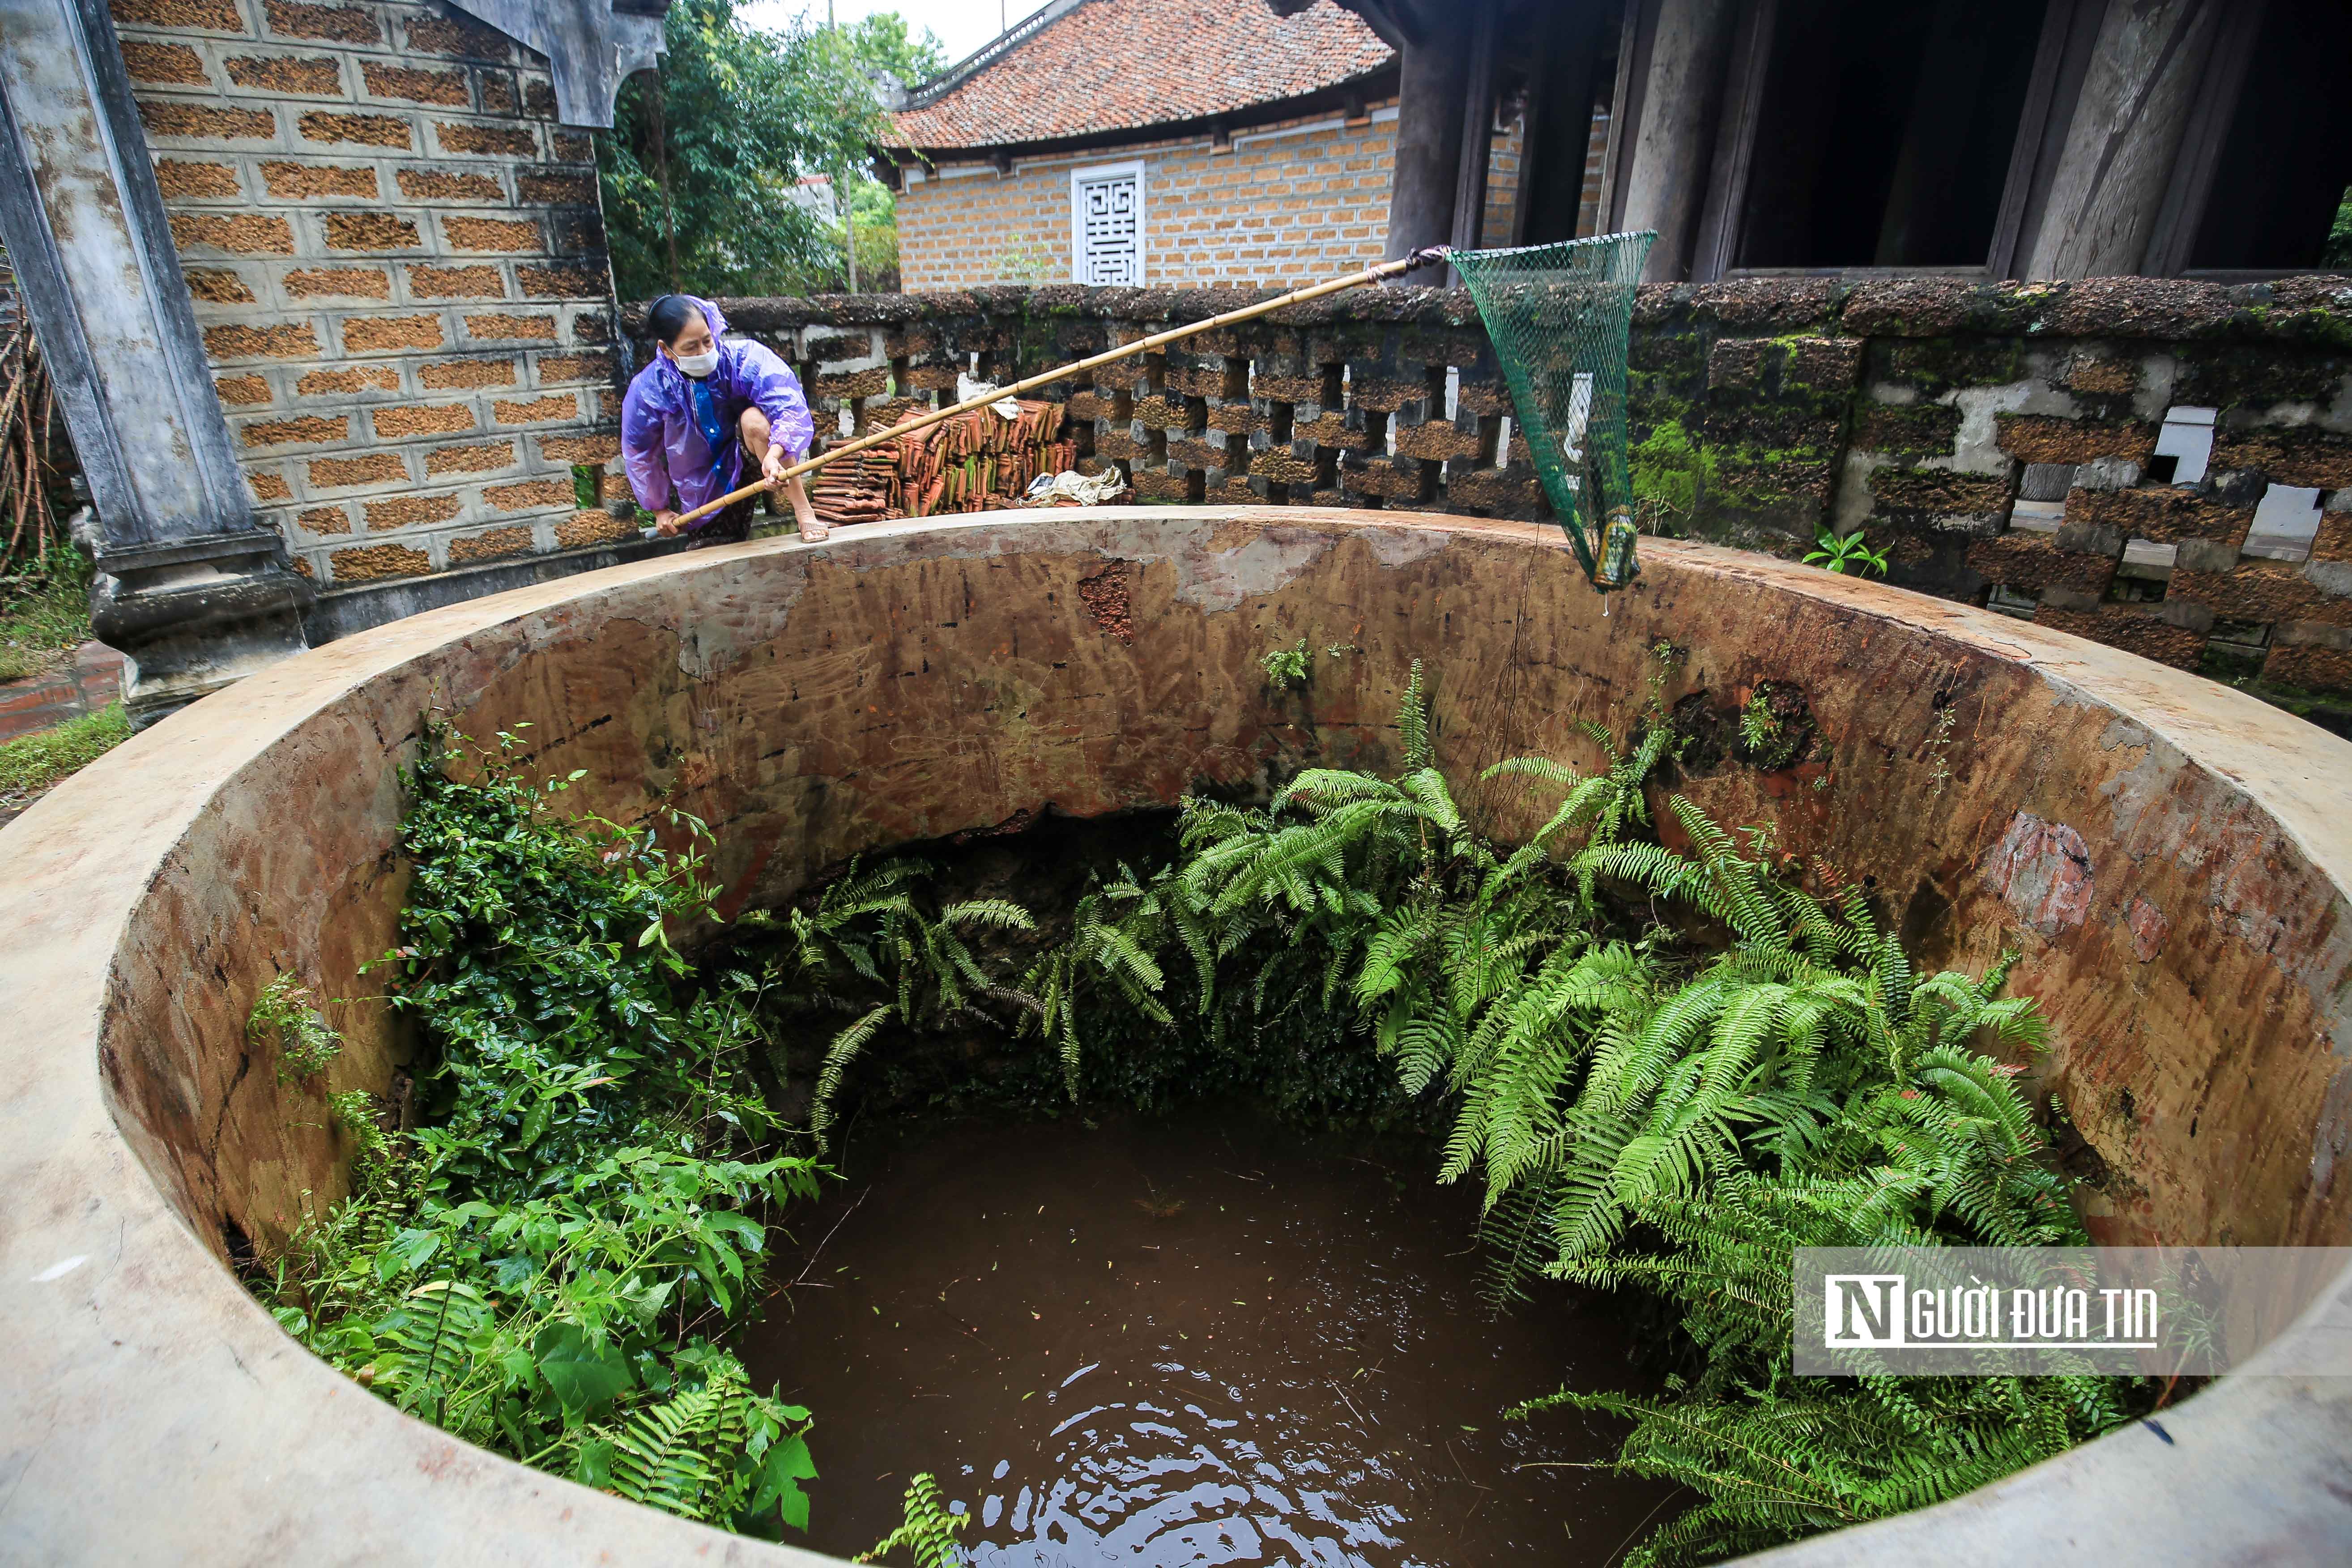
[956,372,1022,420]
[1024,468,1130,506]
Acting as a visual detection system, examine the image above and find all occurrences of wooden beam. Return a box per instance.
[1986,0,2085,279]
[1598,0,1654,235]
[2020,0,2224,280]
[1382,25,1472,259]
[1615,0,1739,281]
[1447,1,1501,269]
[1687,0,1775,281]
[2141,0,2269,277]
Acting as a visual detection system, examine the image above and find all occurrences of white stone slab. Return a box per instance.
[2154,405,2217,485]
[2243,483,2325,562]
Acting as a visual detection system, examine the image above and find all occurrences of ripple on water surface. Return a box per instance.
[738,1116,1670,1568]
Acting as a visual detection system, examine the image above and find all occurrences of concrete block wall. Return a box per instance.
[659,274,2352,730]
[109,0,633,590]
[897,105,1402,290]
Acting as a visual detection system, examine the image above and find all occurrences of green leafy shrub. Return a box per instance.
[598,0,941,299]
[258,727,822,1538]
[249,974,342,1084]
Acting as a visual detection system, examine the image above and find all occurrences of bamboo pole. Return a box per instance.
[670,245,1453,529]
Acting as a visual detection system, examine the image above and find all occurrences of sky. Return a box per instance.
[737,0,1056,74]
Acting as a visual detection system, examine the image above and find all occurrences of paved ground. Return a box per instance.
[0,640,123,744]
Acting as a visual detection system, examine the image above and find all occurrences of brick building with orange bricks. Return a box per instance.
[882,0,1594,290]
[105,0,639,598]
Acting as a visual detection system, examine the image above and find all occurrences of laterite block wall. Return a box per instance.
[647,273,2352,726]
[1623,276,2352,720]
[111,0,634,588]
[671,285,1544,521]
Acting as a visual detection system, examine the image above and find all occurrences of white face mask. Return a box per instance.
[670,347,719,378]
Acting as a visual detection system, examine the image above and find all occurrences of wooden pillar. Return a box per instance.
[1383,26,1473,261]
[0,0,312,724]
[1514,3,1615,247]
[1445,2,1500,274]
[1615,0,1738,281]
[2018,0,2224,279]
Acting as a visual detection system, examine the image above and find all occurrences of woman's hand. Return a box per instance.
[654,510,684,538]
[761,443,791,486]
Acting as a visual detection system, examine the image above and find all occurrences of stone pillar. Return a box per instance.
[1615,0,1737,282]
[439,0,665,129]
[0,0,309,725]
[1383,27,1473,261]
[2019,0,2222,280]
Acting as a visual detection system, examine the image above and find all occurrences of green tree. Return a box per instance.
[836,10,946,89]
[816,14,945,294]
[598,0,917,300]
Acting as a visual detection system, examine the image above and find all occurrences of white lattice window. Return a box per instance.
[1070,161,1144,285]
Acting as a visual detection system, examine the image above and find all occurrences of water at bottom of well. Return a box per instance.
[737,1113,1673,1568]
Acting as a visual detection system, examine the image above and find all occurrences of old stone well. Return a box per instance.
[4,506,2351,1563]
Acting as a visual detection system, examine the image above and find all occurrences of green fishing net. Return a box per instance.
[1453,232,1657,589]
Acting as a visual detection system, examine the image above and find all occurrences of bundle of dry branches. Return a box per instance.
[0,323,63,571]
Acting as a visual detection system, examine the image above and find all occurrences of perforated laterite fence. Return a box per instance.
[1453,233,1657,590]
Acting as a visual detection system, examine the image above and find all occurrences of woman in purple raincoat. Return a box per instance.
[622,294,825,544]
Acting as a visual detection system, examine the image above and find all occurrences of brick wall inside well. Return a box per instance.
[897,105,1399,290]
[643,274,2352,731]
[112,0,633,588]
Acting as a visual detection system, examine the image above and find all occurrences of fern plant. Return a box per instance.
[1021,863,1182,1101]
[762,854,1039,1146]
[1260,638,1311,690]
[860,1472,969,1567]
[1010,660,2129,1562]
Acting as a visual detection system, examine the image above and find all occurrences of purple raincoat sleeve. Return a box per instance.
[735,339,816,462]
[620,368,675,512]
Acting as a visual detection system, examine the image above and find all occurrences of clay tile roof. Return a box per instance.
[891,0,1394,152]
